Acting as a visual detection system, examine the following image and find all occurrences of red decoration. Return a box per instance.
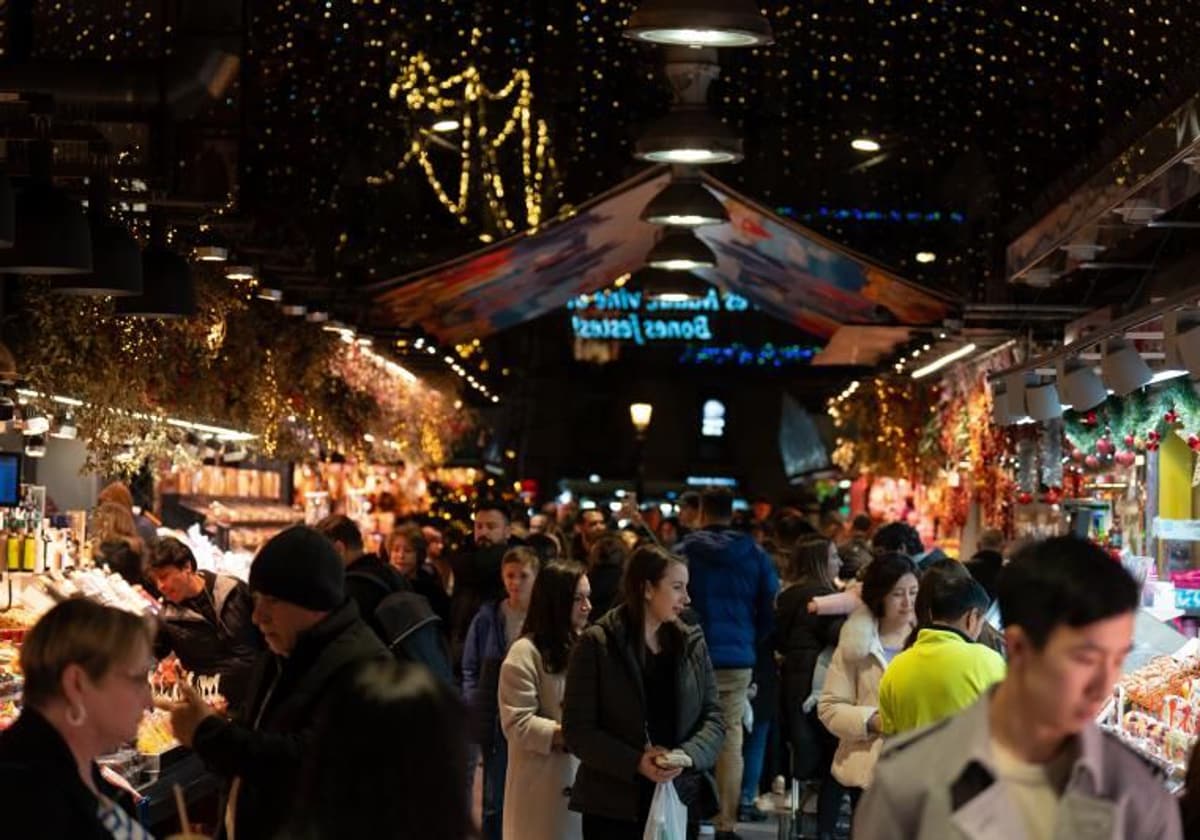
[1166,408,1180,425]
[1115,451,1137,467]
[1071,448,1086,463]
[1042,487,1063,505]
[1016,491,1034,505]
[1148,430,1162,443]
[1189,435,1200,452]
[1124,434,1136,449]
[1084,411,1098,426]
[1084,454,1101,470]
[1095,437,1115,456]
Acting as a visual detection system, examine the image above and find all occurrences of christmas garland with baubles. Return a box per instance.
[1064,380,1200,469]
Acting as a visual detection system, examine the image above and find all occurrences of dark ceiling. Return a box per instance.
[6,0,1200,332]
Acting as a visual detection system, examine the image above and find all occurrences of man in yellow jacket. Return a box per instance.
[878,574,1005,734]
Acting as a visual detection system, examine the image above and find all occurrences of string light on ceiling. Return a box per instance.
[375,30,560,236]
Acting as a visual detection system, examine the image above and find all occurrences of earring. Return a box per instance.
[65,704,87,728]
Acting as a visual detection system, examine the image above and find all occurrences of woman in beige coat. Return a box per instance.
[818,552,917,810]
[500,561,593,840]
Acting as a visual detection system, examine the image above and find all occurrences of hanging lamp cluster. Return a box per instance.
[624,1,772,274]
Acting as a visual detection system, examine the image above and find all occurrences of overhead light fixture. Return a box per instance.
[1165,310,1200,380]
[22,413,50,436]
[224,265,254,281]
[115,218,197,318]
[1149,368,1188,385]
[635,108,744,165]
[1056,356,1107,412]
[991,381,1016,426]
[1060,241,1106,261]
[0,140,93,275]
[1013,266,1061,288]
[1003,372,1035,425]
[306,310,330,323]
[53,175,143,297]
[431,118,461,133]
[356,335,374,347]
[646,229,717,271]
[281,301,308,317]
[915,251,937,264]
[623,0,774,47]
[193,245,229,262]
[51,412,77,440]
[911,343,977,379]
[24,434,46,459]
[851,138,881,153]
[256,286,284,303]
[1113,198,1163,225]
[1026,381,1063,422]
[640,178,728,227]
[1100,337,1152,396]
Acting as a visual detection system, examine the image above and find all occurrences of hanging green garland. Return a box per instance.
[1064,380,1200,455]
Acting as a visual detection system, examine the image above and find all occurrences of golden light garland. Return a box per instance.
[375,30,559,236]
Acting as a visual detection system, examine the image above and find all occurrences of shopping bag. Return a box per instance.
[643,780,687,840]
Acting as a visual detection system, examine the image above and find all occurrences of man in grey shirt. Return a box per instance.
[855,536,1182,840]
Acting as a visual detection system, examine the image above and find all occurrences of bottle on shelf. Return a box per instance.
[6,512,21,572]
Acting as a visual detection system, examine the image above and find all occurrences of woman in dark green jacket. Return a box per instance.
[563,544,725,840]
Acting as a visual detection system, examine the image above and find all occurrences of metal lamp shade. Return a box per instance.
[1026,382,1063,422]
[1101,339,1152,396]
[625,0,774,47]
[646,229,717,271]
[1056,358,1107,412]
[115,244,196,318]
[0,174,13,248]
[635,109,744,165]
[641,180,728,226]
[0,182,92,274]
[52,219,143,296]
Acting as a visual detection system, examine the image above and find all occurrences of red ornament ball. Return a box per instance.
[1115,451,1137,467]
[1084,454,1101,470]
[1016,491,1034,505]
[1124,434,1136,449]
[1071,448,1086,463]
[1096,437,1115,456]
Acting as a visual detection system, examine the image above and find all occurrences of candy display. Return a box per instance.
[1118,654,1200,716]
[136,709,179,755]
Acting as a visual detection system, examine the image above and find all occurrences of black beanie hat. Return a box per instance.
[249,526,345,611]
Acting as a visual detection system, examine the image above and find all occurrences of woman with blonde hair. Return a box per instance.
[0,598,156,837]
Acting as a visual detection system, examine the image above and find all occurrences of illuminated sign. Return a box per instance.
[701,400,726,438]
[568,288,749,345]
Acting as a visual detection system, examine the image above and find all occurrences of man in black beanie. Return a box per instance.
[164,525,389,840]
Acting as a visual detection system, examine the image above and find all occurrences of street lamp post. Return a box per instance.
[629,402,653,500]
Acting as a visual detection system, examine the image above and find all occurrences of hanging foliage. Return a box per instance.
[828,375,941,482]
[6,277,472,475]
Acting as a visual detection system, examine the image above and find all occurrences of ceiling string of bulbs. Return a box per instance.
[624,0,774,275]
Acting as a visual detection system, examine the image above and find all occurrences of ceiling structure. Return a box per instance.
[2,1,1200,381]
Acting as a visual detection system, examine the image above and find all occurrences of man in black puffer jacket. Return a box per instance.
[165,526,389,840]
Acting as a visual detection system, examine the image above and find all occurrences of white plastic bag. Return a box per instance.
[643,780,687,840]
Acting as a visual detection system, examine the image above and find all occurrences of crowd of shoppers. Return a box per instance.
[6,486,1200,840]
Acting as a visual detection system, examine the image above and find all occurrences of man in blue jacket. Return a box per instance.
[675,488,780,840]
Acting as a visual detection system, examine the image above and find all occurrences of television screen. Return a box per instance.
[0,453,20,507]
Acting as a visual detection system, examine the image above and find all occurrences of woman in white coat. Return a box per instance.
[500,561,592,840]
[818,552,918,816]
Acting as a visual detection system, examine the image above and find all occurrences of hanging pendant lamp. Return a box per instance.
[0,140,92,275]
[115,216,196,318]
[52,175,143,296]
[624,0,774,47]
[641,178,728,226]
[646,228,717,271]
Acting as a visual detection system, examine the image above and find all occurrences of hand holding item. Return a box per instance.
[639,747,682,784]
[159,682,216,748]
[866,711,882,735]
[654,749,693,769]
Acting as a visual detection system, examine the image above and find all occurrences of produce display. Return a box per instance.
[1100,648,1200,789]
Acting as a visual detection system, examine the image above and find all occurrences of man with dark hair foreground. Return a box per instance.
[855,537,1182,839]
[877,575,1003,734]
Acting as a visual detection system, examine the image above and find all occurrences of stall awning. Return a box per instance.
[369,167,956,344]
